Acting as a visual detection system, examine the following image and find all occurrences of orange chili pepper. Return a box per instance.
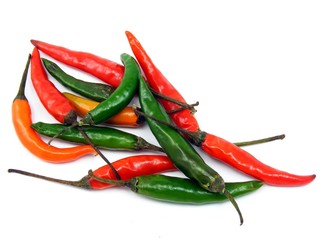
[63,92,144,127]
[12,54,97,163]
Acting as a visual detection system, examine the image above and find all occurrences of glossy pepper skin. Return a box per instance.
[89,172,263,204]
[31,47,77,124]
[31,39,124,87]
[198,134,316,186]
[125,31,199,133]
[126,31,316,187]
[8,164,264,204]
[88,155,175,189]
[8,155,174,189]
[138,74,225,193]
[125,175,263,204]
[80,53,139,126]
[63,92,144,127]
[12,54,96,163]
[31,122,162,152]
[42,58,115,102]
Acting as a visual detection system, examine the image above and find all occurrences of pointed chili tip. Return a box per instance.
[30,39,39,47]
[125,31,134,40]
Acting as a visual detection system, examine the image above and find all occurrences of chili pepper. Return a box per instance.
[31,47,121,177]
[125,31,199,133]
[126,31,316,187]
[77,53,139,126]
[31,39,124,87]
[31,39,195,114]
[31,47,77,124]
[42,58,115,102]
[31,122,162,152]
[138,74,243,225]
[63,92,144,127]
[12,54,96,163]
[8,154,175,189]
[7,167,263,205]
[89,172,263,205]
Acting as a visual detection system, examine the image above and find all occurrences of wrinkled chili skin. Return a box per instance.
[31,39,124,87]
[31,47,77,124]
[200,133,316,186]
[89,155,175,189]
[125,31,199,133]
[31,122,162,152]
[42,58,115,102]
[13,54,96,163]
[138,75,225,193]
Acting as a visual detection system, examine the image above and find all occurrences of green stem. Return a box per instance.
[234,134,285,147]
[224,189,244,226]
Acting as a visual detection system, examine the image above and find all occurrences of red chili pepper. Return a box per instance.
[89,154,175,189]
[31,47,77,124]
[30,39,124,88]
[125,31,316,187]
[8,154,175,189]
[13,54,97,163]
[125,31,200,133]
[200,134,315,186]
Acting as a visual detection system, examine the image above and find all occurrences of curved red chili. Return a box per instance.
[125,31,200,133]
[200,133,316,186]
[30,39,124,87]
[125,30,316,187]
[88,154,175,189]
[31,47,77,124]
[8,155,175,189]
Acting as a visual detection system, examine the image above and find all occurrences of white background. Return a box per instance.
[1,1,319,239]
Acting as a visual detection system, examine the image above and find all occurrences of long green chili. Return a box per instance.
[138,74,244,225]
[32,122,162,152]
[7,168,263,205]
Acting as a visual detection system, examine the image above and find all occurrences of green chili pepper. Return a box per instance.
[79,53,139,126]
[138,75,244,224]
[88,171,263,204]
[7,168,263,205]
[42,58,115,102]
[32,122,162,152]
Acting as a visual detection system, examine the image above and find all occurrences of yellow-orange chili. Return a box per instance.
[12,54,97,163]
[63,92,144,127]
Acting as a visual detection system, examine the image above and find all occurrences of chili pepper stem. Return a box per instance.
[77,126,121,180]
[47,121,80,145]
[166,102,199,114]
[88,170,130,187]
[8,169,91,189]
[150,87,199,114]
[234,134,285,147]
[133,107,286,147]
[223,189,244,225]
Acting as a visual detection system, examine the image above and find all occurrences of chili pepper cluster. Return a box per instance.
[10,31,316,225]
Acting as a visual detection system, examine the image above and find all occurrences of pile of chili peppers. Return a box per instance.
[9,31,316,225]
